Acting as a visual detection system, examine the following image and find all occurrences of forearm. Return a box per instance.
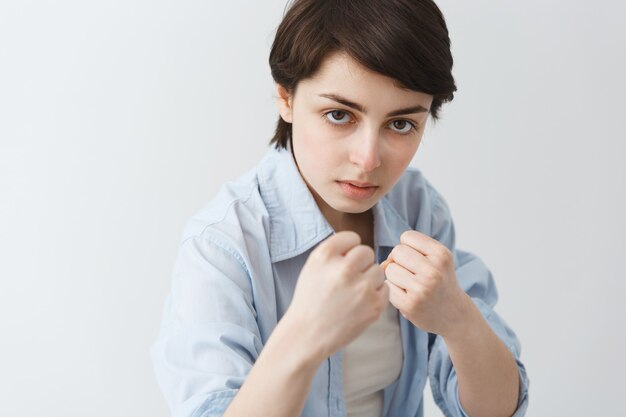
[223,311,324,417]
[443,295,520,417]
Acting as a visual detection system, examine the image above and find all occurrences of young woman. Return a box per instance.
[150,1,529,417]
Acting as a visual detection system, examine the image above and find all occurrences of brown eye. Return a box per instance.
[390,119,416,134]
[325,110,352,124]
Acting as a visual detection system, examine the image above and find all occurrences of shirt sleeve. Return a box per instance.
[149,234,263,417]
[426,190,530,417]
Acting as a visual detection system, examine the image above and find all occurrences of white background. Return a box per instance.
[1,1,625,416]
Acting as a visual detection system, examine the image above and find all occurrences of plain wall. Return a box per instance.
[1,1,625,416]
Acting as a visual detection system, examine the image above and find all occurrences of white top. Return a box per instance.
[343,300,404,417]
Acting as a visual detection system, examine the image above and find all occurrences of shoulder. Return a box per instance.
[179,164,269,255]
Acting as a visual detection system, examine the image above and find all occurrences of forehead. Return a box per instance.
[297,51,432,108]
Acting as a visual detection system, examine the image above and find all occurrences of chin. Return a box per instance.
[329,195,378,213]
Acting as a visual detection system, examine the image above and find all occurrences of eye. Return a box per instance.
[323,110,353,125]
[389,119,417,135]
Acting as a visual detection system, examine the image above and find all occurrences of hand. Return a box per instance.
[287,231,389,361]
[381,230,470,337]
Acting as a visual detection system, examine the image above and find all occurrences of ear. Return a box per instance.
[275,83,293,123]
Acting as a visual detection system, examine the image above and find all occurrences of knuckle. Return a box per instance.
[388,248,401,263]
[421,285,434,299]
[337,261,356,279]
[424,265,440,280]
[435,245,452,262]
[340,230,361,245]
[360,245,376,263]
[313,244,333,260]
[395,244,411,259]
[361,245,376,259]
[393,243,406,255]
[351,244,369,258]
[386,261,400,278]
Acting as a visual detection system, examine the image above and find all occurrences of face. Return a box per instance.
[276,51,433,229]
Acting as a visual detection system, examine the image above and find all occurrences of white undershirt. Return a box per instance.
[343,300,404,417]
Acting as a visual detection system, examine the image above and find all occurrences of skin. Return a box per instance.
[224,51,520,417]
[276,51,432,237]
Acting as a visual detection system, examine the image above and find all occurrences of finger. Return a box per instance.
[391,243,435,276]
[400,229,446,259]
[364,262,386,290]
[385,261,416,292]
[320,230,361,256]
[344,244,376,272]
[385,280,407,311]
[389,244,426,274]
[380,258,392,270]
[381,250,397,269]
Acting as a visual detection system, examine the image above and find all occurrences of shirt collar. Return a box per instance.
[257,143,412,263]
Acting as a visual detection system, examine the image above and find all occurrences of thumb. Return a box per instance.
[380,257,393,270]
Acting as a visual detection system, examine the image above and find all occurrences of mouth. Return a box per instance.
[336,180,379,200]
[340,180,377,187]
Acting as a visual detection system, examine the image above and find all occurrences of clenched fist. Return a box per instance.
[286,230,389,361]
[381,230,470,337]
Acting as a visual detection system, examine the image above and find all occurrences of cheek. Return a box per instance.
[300,146,339,179]
[292,136,333,182]
[383,142,419,181]
[293,118,345,172]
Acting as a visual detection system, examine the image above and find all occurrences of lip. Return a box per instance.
[336,180,378,200]
[340,180,377,187]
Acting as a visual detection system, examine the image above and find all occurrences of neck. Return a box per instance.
[325,206,372,233]
[310,191,375,248]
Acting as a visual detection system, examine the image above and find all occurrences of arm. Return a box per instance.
[429,249,529,417]
[427,191,529,417]
[151,231,387,417]
[442,293,521,417]
[383,186,529,417]
[150,235,267,417]
[383,237,528,417]
[151,233,326,417]
[223,310,324,417]
[226,231,389,417]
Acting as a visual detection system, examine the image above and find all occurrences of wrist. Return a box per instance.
[277,309,328,368]
[441,293,484,343]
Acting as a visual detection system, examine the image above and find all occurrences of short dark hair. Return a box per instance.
[268,0,457,150]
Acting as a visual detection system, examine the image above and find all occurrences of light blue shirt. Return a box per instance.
[150,145,529,417]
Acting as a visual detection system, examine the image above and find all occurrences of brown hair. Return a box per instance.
[268,0,457,149]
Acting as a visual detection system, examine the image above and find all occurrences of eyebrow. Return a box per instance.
[318,93,429,117]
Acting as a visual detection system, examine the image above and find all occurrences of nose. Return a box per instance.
[349,128,381,172]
